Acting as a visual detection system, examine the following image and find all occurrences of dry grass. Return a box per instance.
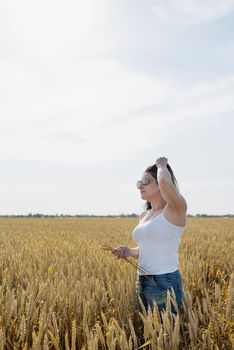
[0,217,233,349]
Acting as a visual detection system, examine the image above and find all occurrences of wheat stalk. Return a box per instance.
[0,216,233,349]
[99,242,149,276]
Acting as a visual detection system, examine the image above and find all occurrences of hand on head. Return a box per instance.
[155,156,168,168]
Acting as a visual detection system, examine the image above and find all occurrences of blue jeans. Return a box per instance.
[136,269,184,315]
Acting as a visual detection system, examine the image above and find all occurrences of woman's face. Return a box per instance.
[138,172,160,200]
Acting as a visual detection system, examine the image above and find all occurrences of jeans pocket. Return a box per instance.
[152,275,171,292]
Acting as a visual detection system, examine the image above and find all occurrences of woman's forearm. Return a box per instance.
[157,166,172,184]
[112,246,139,259]
[128,247,139,259]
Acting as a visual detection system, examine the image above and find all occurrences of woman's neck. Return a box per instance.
[150,199,166,212]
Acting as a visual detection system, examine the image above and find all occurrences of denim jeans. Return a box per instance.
[136,269,184,315]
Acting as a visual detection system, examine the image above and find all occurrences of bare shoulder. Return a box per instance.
[178,194,187,212]
[160,180,187,213]
[170,191,187,213]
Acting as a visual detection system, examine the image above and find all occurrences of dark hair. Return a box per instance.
[144,163,180,210]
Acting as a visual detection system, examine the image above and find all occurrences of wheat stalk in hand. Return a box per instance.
[99,242,148,276]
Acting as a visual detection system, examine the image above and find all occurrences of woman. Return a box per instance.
[112,156,187,315]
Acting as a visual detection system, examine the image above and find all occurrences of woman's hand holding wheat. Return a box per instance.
[112,246,130,259]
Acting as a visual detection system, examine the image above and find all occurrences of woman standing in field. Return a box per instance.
[112,156,187,315]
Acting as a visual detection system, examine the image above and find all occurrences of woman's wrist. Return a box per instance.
[128,247,139,259]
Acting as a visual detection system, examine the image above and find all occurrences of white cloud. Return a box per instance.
[174,75,234,116]
[0,0,99,50]
[153,0,234,24]
[1,60,233,165]
[0,54,178,164]
[182,180,234,189]
[181,180,234,215]
[0,0,234,214]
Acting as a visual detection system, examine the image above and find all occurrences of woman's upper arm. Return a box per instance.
[159,180,187,213]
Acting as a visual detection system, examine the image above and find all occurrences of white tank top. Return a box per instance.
[132,211,185,275]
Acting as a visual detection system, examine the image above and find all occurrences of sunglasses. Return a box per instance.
[136,176,151,189]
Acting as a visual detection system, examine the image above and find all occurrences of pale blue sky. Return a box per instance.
[0,0,233,215]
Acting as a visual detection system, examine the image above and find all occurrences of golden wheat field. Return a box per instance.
[0,217,233,350]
